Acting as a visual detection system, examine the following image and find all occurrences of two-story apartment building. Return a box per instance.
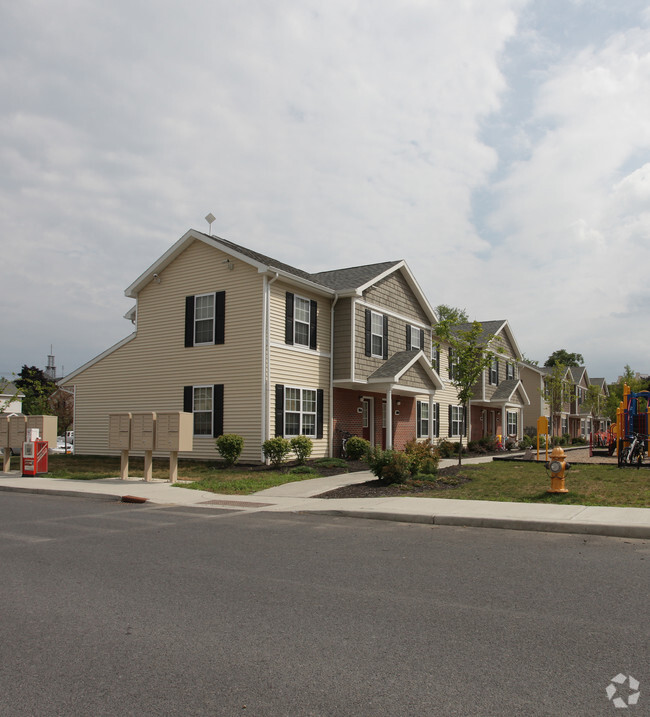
[448,320,529,443]
[61,229,460,463]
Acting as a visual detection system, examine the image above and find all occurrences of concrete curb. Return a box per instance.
[0,485,124,502]
[303,508,650,539]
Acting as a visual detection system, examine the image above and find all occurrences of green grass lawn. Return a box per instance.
[45,454,346,495]
[421,461,650,508]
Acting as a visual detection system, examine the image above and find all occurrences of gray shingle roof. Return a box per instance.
[451,320,506,344]
[490,379,522,401]
[368,350,421,380]
[199,232,401,292]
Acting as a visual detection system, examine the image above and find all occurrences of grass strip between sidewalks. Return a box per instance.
[420,461,650,508]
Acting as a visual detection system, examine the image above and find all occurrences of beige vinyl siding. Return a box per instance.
[398,362,433,390]
[364,272,429,324]
[332,297,352,380]
[268,281,331,457]
[70,239,265,463]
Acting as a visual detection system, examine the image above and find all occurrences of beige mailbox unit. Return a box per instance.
[26,415,58,448]
[156,411,193,482]
[1,416,10,471]
[109,412,132,480]
[131,412,156,481]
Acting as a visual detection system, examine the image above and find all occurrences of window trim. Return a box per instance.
[507,410,518,436]
[370,311,384,358]
[416,400,429,438]
[184,384,224,438]
[489,358,499,386]
[285,292,317,350]
[450,405,464,437]
[275,384,323,439]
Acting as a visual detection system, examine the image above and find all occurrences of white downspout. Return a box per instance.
[386,386,393,449]
[262,272,279,462]
[329,293,339,458]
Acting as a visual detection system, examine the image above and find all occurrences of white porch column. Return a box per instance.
[429,394,434,441]
[386,386,393,449]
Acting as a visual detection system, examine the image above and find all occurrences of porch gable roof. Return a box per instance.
[366,350,444,389]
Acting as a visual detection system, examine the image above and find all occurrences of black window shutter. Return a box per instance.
[215,291,225,345]
[213,384,224,438]
[416,401,421,438]
[285,293,294,345]
[185,296,195,347]
[309,300,317,350]
[383,315,388,360]
[436,350,440,371]
[275,384,285,437]
[406,325,411,349]
[435,403,440,437]
[316,389,324,439]
[463,406,467,437]
[448,348,453,378]
[496,359,499,385]
[448,405,452,437]
[365,309,371,356]
[420,330,424,352]
[183,386,193,413]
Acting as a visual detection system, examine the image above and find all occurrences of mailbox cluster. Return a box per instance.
[1,415,58,473]
[108,412,193,482]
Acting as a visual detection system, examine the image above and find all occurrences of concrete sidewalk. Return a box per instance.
[1,462,649,539]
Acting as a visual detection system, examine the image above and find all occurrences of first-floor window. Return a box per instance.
[561,416,568,435]
[417,401,429,438]
[285,387,317,437]
[507,410,518,436]
[193,385,213,435]
[451,405,464,436]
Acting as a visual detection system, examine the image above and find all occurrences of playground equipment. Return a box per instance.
[615,384,650,468]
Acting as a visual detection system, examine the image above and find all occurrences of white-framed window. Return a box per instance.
[194,294,215,345]
[431,403,438,437]
[294,295,311,347]
[285,387,317,437]
[409,326,422,350]
[507,410,518,436]
[561,416,568,435]
[417,400,429,438]
[451,405,464,436]
[449,349,459,380]
[489,359,498,385]
[193,385,213,436]
[371,312,384,357]
[431,348,440,373]
[506,362,515,380]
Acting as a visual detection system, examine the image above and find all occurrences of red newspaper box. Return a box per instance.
[22,440,49,476]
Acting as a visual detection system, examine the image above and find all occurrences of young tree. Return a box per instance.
[48,389,74,446]
[434,316,495,465]
[15,365,57,415]
[544,349,584,367]
[543,363,574,436]
[435,304,469,324]
[582,383,605,430]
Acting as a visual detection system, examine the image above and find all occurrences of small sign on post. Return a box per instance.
[537,416,549,462]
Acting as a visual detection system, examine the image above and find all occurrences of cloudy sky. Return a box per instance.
[3,0,650,383]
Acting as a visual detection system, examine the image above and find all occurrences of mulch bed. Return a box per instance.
[319,465,471,498]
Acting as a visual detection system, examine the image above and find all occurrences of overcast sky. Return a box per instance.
[3,0,650,383]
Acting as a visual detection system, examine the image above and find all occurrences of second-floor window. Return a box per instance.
[489,359,499,385]
[407,325,424,351]
[365,309,388,359]
[448,348,459,380]
[506,362,515,380]
[285,293,317,350]
[185,291,225,347]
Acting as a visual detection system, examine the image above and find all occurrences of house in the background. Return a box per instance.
[61,229,462,463]
[448,320,529,444]
[0,381,24,415]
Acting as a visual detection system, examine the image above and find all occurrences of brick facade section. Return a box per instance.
[333,387,418,456]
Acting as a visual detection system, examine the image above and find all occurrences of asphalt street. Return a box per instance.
[0,492,648,716]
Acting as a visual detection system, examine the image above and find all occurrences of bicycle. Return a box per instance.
[618,432,646,469]
[337,429,353,459]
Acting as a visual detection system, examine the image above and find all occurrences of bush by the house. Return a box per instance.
[215,434,244,467]
[518,434,534,450]
[437,439,455,458]
[479,435,499,452]
[404,438,439,477]
[290,435,313,464]
[262,437,291,468]
[344,436,371,461]
[367,447,411,484]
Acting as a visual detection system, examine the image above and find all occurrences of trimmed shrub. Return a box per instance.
[290,435,313,464]
[288,465,318,476]
[437,439,454,458]
[215,434,244,467]
[313,457,348,471]
[345,436,371,461]
[518,434,534,450]
[404,438,439,477]
[367,448,410,484]
[263,437,291,468]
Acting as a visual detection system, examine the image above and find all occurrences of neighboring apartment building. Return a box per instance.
[61,229,462,463]
[0,382,24,415]
[451,320,529,443]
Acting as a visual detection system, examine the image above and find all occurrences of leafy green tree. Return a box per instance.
[15,365,56,415]
[542,363,574,436]
[435,304,469,324]
[582,384,605,427]
[48,389,74,442]
[544,349,584,367]
[544,349,585,367]
[434,315,495,465]
[606,365,649,420]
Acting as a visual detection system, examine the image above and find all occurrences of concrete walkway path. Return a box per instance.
[1,456,649,539]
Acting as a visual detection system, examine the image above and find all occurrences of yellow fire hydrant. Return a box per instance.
[546,446,570,493]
